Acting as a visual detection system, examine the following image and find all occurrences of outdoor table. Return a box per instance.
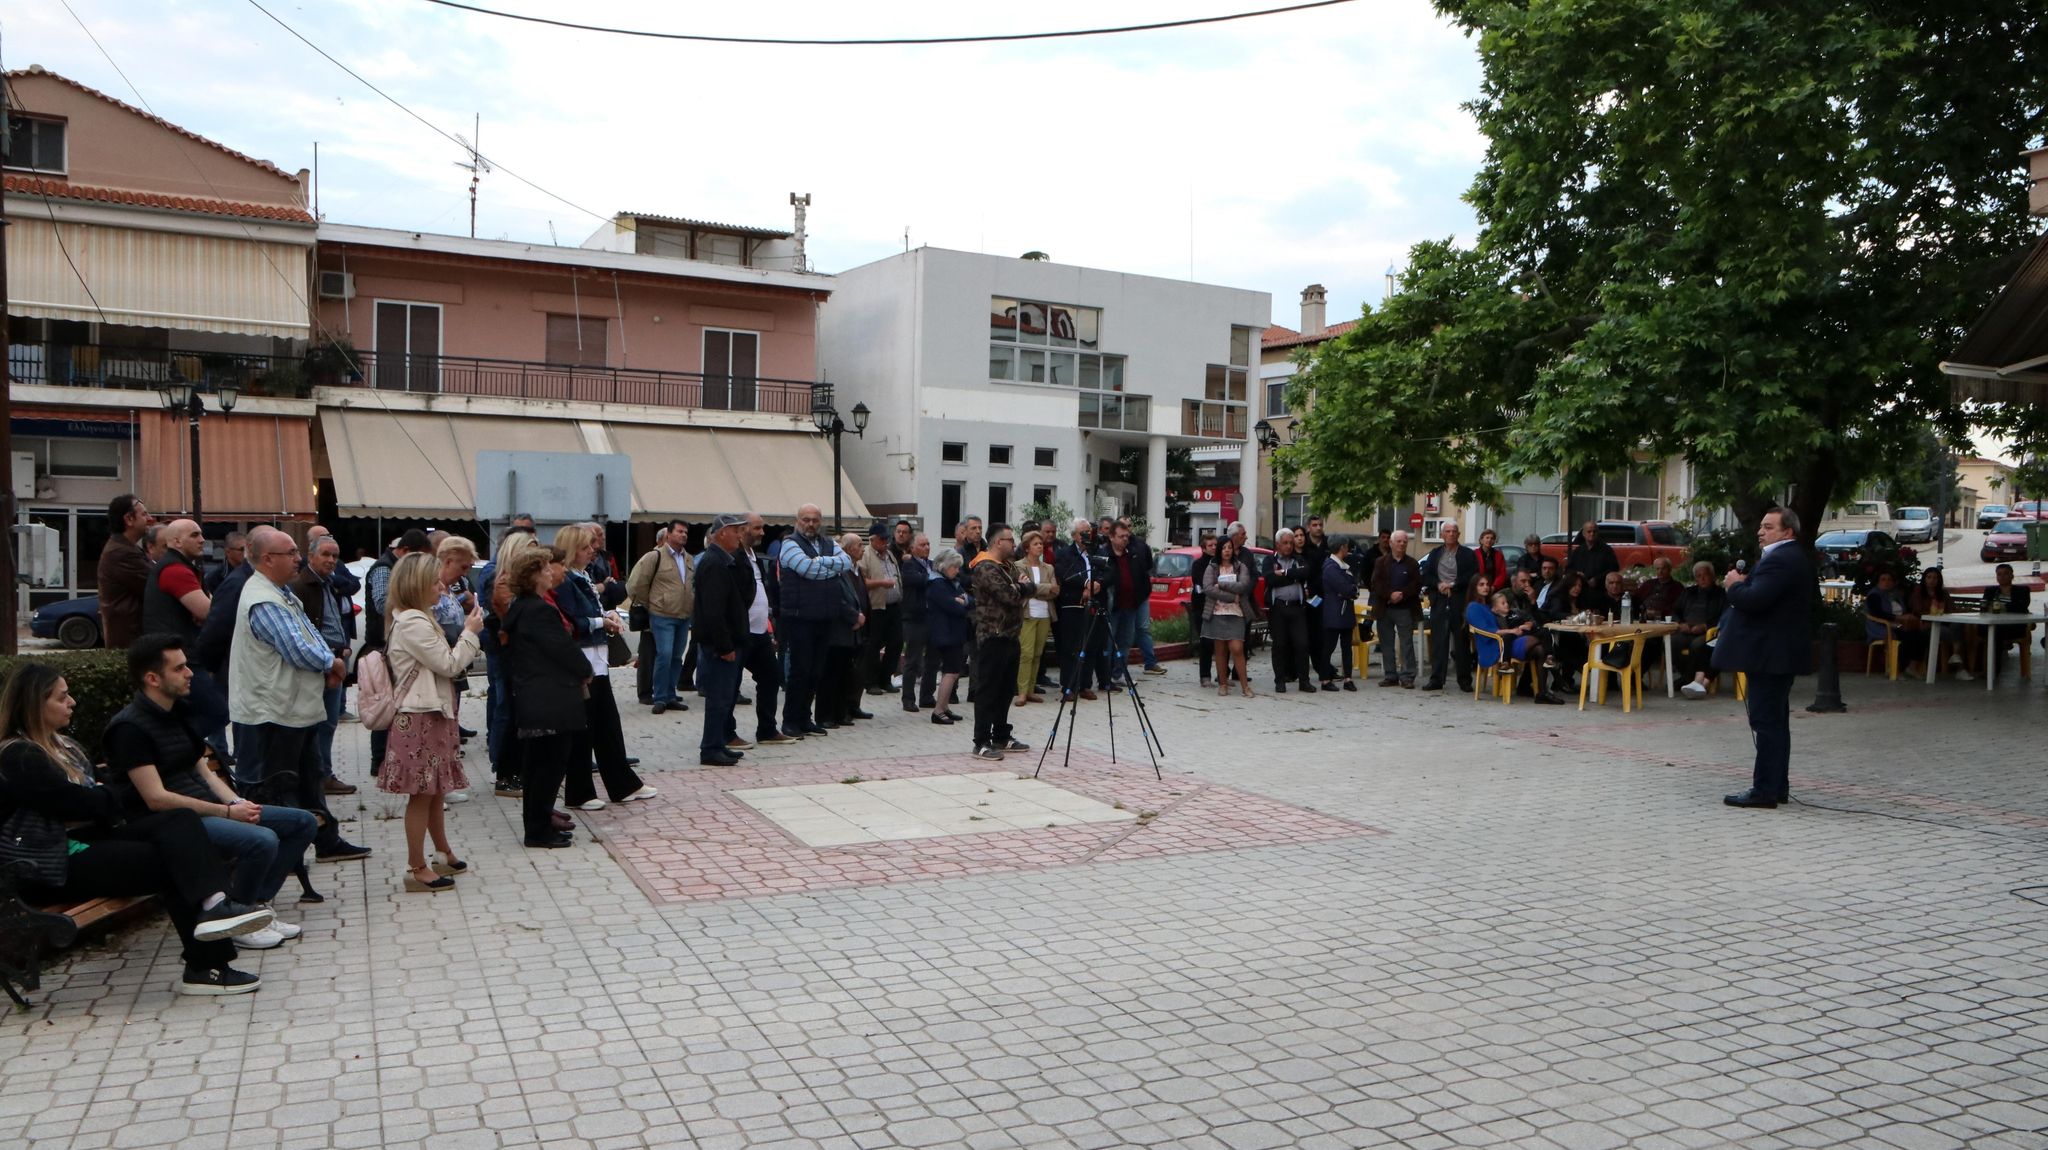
[1544,620,1683,707]
[1920,612,2048,689]
[1820,580,1855,602]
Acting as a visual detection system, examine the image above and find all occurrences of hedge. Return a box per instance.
[0,649,133,763]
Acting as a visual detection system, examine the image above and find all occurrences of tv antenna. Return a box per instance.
[453,114,492,237]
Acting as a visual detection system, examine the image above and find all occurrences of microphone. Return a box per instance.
[1735,560,1748,574]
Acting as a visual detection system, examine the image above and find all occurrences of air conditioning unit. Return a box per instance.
[317,270,356,300]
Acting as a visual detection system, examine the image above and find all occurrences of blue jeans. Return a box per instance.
[485,642,511,774]
[314,684,343,776]
[650,615,691,705]
[231,721,263,791]
[1136,609,1160,669]
[1109,607,1143,682]
[203,805,318,903]
[187,666,231,754]
[698,649,742,755]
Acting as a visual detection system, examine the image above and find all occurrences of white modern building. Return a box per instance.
[817,248,1271,546]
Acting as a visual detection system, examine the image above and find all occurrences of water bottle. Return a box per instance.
[1621,592,1633,624]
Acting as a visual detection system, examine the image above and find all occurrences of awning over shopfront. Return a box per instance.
[1944,232,2048,406]
[318,408,869,524]
[8,217,311,338]
[138,411,317,521]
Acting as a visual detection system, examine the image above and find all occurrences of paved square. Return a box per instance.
[732,773,1137,845]
[4,660,2046,1150]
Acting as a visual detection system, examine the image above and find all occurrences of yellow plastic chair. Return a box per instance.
[1579,635,1647,712]
[1864,616,1898,680]
[1469,627,1522,705]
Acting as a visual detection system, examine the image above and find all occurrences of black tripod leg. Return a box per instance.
[1034,689,1071,778]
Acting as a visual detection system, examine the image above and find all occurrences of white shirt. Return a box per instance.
[1023,564,1052,619]
[744,548,771,634]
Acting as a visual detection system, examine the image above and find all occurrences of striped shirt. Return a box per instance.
[778,532,851,581]
[248,600,336,673]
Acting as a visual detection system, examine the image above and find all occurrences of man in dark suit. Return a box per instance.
[1713,506,1814,809]
[1418,523,1480,693]
[692,514,752,767]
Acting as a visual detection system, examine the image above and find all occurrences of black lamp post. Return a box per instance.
[810,384,869,536]
[158,373,238,525]
[1253,418,1291,541]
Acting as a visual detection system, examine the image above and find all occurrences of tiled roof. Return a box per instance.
[6,66,301,183]
[5,174,316,224]
[1264,320,1358,351]
[619,211,793,239]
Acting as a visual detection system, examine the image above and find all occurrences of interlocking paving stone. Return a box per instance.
[3,661,2045,1149]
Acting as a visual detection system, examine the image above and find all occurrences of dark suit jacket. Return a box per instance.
[898,554,932,624]
[1712,542,1814,675]
[501,594,591,732]
[194,561,254,674]
[693,545,752,657]
[95,533,150,650]
[1415,544,1479,613]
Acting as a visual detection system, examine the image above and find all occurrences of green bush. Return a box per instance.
[0,649,133,762]
[1150,614,1191,645]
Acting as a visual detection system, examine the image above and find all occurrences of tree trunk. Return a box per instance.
[1789,450,1840,548]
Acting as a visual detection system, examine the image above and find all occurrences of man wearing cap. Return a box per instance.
[859,522,902,697]
[693,514,752,766]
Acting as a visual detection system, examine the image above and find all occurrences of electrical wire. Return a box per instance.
[243,0,610,227]
[416,0,1359,46]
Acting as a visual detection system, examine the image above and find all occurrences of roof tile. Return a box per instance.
[7,66,300,182]
[5,173,316,224]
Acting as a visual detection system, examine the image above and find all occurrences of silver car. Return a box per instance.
[1893,506,1936,544]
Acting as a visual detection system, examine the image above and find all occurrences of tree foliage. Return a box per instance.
[1279,0,2048,541]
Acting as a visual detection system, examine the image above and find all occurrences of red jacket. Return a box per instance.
[1473,546,1508,590]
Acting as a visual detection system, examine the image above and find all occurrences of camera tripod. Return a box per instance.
[1035,605,1165,780]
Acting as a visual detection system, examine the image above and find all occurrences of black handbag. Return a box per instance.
[628,604,650,632]
[606,632,634,668]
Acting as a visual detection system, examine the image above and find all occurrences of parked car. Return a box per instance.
[1978,504,2011,530]
[1982,519,2031,563]
[1150,544,1272,622]
[1823,500,1897,535]
[1813,529,1898,565]
[1893,506,1937,544]
[2015,500,2045,521]
[29,595,102,649]
[1539,521,1691,571]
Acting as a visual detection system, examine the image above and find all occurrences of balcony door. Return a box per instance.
[703,328,759,410]
[374,301,441,393]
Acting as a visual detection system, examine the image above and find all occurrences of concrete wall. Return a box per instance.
[316,248,818,379]
[7,69,304,209]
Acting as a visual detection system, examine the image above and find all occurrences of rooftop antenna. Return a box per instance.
[547,220,559,246]
[453,113,491,238]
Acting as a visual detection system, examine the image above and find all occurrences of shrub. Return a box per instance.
[1150,614,1191,646]
[0,649,133,763]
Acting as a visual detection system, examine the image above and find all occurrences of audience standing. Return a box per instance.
[499,546,589,847]
[967,526,1028,761]
[1371,530,1422,688]
[925,550,971,726]
[898,533,938,712]
[377,554,484,892]
[693,514,754,767]
[555,526,650,807]
[626,521,696,716]
[1317,536,1360,691]
[96,494,153,651]
[1013,533,1059,707]
[860,523,903,697]
[1203,535,1256,696]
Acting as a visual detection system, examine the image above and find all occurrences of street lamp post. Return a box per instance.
[810,384,869,536]
[158,374,239,524]
[1253,418,1291,542]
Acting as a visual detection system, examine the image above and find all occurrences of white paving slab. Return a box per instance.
[731,771,1136,844]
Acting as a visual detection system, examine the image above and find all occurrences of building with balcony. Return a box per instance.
[816,248,1270,544]
[308,219,862,547]
[5,65,318,608]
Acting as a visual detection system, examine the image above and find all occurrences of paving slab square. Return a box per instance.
[731,773,1135,845]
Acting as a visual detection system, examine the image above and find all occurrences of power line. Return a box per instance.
[416,0,1359,46]
[244,0,610,227]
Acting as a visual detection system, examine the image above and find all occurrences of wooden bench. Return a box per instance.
[0,861,153,1008]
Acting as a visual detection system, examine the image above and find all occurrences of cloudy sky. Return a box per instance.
[10,0,1487,328]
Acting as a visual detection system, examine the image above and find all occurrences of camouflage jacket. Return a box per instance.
[967,555,1024,641]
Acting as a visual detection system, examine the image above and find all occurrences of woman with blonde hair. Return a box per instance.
[0,662,273,993]
[380,552,484,891]
[1013,533,1058,706]
[484,529,541,798]
[553,523,651,809]
[433,534,482,798]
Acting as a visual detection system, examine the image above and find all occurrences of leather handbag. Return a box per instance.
[606,631,634,668]
[628,604,650,632]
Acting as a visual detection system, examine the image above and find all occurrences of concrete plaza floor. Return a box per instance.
[3,655,2044,1149]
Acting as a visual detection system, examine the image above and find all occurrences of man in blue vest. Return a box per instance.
[1713,506,1814,809]
[777,503,853,740]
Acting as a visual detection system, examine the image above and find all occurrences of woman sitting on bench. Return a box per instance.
[0,662,275,996]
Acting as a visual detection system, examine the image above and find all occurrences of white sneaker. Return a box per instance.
[1954,668,1974,681]
[620,786,658,802]
[233,927,286,950]
[578,798,608,811]
[258,909,302,940]
[1680,681,1708,698]
[444,790,471,804]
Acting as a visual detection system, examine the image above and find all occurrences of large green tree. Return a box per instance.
[1280,0,2048,540]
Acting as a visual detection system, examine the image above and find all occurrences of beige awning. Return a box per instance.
[320,407,869,524]
[8,217,311,337]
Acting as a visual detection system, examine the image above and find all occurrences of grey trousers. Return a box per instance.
[1378,614,1418,683]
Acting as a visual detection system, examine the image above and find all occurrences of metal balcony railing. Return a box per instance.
[6,341,823,415]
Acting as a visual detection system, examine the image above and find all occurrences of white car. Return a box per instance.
[1892,506,1936,544]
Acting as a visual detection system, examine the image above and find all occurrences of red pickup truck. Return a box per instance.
[1540,521,1691,572]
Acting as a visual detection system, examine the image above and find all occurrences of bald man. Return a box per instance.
[142,518,233,757]
[776,504,854,738]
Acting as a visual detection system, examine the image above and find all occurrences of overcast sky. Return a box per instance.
[11,0,1487,328]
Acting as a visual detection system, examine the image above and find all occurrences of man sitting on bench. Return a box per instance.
[104,635,318,952]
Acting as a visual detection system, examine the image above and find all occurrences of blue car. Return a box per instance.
[29,595,103,649]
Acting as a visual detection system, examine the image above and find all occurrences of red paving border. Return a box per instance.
[594,750,1382,904]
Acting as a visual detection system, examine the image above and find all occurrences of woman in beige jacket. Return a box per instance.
[1013,533,1060,706]
[378,553,484,892]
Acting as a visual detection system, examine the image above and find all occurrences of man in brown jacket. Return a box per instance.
[626,520,695,714]
[1369,529,1423,687]
[967,526,1028,762]
[96,494,153,650]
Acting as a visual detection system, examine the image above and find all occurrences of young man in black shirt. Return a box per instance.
[104,635,319,949]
